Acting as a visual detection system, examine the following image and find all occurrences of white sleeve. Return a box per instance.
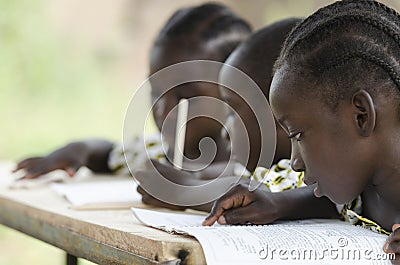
[108,132,167,175]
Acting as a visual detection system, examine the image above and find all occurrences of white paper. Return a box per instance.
[9,167,92,189]
[131,208,392,265]
[52,178,142,210]
[132,207,216,233]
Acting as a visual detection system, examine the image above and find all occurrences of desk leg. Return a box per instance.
[66,253,78,265]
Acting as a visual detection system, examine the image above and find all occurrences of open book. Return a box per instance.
[132,208,392,265]
[51,177,142,210]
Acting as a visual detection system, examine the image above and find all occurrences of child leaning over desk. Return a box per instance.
[135,18,310,210]
[203,0,400,260]
[13,3,251,179]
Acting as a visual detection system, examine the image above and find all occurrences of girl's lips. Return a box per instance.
[303,175,315,186]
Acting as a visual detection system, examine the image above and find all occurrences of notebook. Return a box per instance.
[51,177,142,210]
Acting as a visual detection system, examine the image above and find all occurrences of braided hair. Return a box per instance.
[274,0,400,111]
[153,3,252,62]
[227,18,303,98]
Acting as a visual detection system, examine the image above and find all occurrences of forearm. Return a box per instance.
[70,139,114,173]
[187,178,251,212]
[195,161,239,180]
[188,202,214,212]
[278,184,340,220]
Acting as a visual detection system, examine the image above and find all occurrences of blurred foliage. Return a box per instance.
[0,0,129,264]
[0,0,133,160]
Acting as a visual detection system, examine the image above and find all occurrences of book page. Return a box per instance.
[131,208,392,265]
[52,178,142,210]
[132,207,214,233]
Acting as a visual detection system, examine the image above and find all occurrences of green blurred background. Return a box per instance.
[1,0,399,264]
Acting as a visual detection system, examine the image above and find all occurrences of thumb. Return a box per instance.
[65,164,81,177]
[392,224,400,231]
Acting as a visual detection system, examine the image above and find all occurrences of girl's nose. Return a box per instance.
[290,145,305,172]
[160,95,179,121]
[221,115,234,141]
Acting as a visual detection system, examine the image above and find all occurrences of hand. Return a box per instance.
[137,185,186,211]
[202,183,284,226]
[13,143,88,179]
[384,224,400,263]
[138,159,204,186]
[134,160,216,212]
[133,160,197,210]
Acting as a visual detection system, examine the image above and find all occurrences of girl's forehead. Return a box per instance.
[270,68,317,116]
[270,65,314,99]
[270,67,294,101]
[152,82,221,99]
[150,42,210,74]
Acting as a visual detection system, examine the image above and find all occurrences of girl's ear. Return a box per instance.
[351,90,376,137]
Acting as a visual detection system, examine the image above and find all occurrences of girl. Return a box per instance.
[204,0,400,260]
[136,18,302,209]
[13,3,251,179]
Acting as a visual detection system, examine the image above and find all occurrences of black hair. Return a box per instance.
[226,18,303,98]
[154,3,252,62]
[274,0,400,111]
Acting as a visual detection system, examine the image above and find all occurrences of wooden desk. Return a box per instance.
[0,162,206,265]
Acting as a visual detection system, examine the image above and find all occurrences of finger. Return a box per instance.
[65,162,81,177]
[65,168,77,177]
[13,157,42,172]
[137,186,146,196]
[202,214,219,226]
[386,241,400,254]
[393,224,400,231]
[23,164,54,179]
[385,229,400,253]
[203,188,242,226]
[221,207,252,225]
[141,194,184,210]
[23,171,49,179]
[203,197,234,225]
[217,215,227,225]
[142,195,157,206]
[142,195,169,208]
[222,205,264,225]
[132,170,147,184]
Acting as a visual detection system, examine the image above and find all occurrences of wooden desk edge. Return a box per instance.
[0,195,206,264]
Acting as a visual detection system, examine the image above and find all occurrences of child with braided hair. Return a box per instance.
[203,0,400,260]
[135,18,304,211]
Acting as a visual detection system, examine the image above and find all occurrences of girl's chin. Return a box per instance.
[323,191,355,205]
[313,184,323,198]
[314,184,345,204]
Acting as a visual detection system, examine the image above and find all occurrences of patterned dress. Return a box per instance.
[108,138,389,235]
[108,133,167,175]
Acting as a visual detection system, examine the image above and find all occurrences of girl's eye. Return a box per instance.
[289,132,302,142]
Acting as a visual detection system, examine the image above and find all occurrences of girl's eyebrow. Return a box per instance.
[277,115,288,125]
[277,115,290,132]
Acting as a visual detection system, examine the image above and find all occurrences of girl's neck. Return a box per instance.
[362,132,400,230]
[370,132,400,207]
